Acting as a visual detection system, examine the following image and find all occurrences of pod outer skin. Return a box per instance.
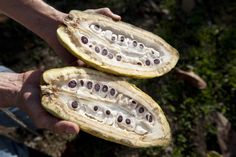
[57,10,179,79]
[41,67,171,148]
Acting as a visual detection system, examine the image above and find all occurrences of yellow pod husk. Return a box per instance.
[57,10,179,78]
[41,67,171,147]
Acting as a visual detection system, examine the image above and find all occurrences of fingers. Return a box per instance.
[53,120,80,134]
[85,8,121,21]
[19,82,80,135]
[22,69,43,85]
[29,101,80,134]
[34,111,80,134]
[96,8,121,21]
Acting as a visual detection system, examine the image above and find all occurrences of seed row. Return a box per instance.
[65,16,162,67]
[67,79,117,96]
[67,79,154,125]
[88,24,162,66]
[81,35,161,67]
[68,100,151,135]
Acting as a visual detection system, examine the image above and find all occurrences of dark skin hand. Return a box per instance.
[16,70,80,134]
[0,0,121,134]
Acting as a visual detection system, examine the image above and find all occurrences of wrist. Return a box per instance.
[0,0,67,45]
[28,2,67,43]
[0,72,24,108]
[43,10,67,44]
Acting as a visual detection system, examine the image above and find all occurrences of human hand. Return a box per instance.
[84,7,121,21]
[46,7,121,65]
[0,1,121,65]
[16,70,80,134]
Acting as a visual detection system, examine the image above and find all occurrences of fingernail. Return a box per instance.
[114,15,121,21]
[117,16,121,20]
[66,127,77,134]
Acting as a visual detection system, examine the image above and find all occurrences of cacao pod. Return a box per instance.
[41,67,171,147]
[57,10,179,78]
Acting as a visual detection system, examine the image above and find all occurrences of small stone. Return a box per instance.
[106,110,111,115]
[71,101,78,108]
[110,88,116,96]
[95,46,100,53]
[102,49,108,56]
[94,83,100,91]
[117,115,123,122]
[68,80,77,88]
[125,119,131,124]
[139,107,144,113]
[116,55,122,61]
[87,81,93,89]
[108,53,113,59]
[145,60,151,66]
[154,59,160,64]
[93,106,98,111]
[102,85,108,92]
[81,36,88,44]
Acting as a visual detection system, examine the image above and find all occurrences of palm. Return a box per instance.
[18,70,79,134]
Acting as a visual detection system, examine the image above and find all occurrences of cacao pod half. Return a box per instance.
[41,67,171,147]
[57,10,179,78]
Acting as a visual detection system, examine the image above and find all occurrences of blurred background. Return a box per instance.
[0,0,236,157]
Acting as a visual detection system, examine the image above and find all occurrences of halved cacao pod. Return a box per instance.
[41,67,171,147]
[57,10,179,78]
